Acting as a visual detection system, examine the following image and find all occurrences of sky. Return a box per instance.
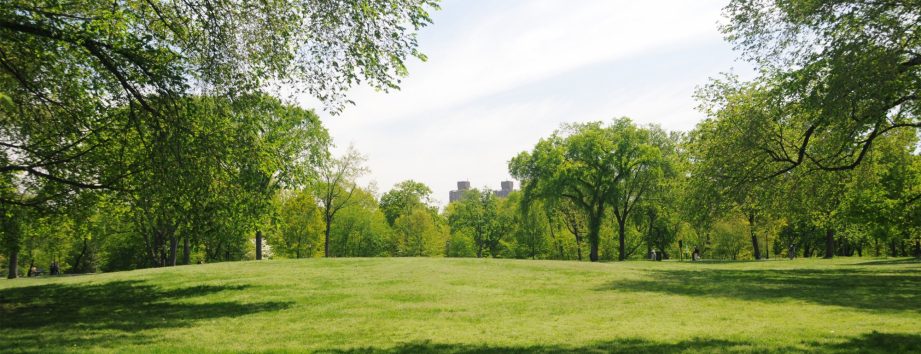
[299,0,756,207]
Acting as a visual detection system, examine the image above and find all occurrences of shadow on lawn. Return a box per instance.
[0,280,290,351]
[598,267,921,312]
[849,258,921,266]
[328,331,921,353]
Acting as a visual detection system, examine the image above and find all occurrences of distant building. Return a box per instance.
[448,180,515,202]
[448,181,471,202]
[494,180,514,198]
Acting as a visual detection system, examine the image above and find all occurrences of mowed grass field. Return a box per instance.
[1,257,920,353]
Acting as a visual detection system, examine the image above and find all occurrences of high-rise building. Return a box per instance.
[448,180,515,202]
[494,180,514,198]
[448,181,471,202]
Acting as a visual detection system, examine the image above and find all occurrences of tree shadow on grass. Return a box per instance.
[828,331,921,353]
[327,338,752,354]
[324,332,921,353]
[0,280,290,352]
[848,258,921,266]
[597,268,921,313]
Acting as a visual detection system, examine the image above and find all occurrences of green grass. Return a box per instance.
[2,257,920,353]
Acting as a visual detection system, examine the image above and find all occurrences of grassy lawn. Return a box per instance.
[1,257,920,353]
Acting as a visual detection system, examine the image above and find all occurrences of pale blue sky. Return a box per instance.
[302,0,756,206]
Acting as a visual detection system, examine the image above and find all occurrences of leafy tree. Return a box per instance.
[380,180,435,226]
[632,126,684,260]
[555,199,588,261]
[1,201,24,278]
[447,188,511,258]
[777,167,851,259]
[509,192,550,259]
[839,129,921,256]
[316,146,368,257]
[393,206,446,256]
[0,0,437,208]
[692,88,795,260]
[711,215,750,260]
[271,189,324,259]
[117,94,327,266]
[328,187,393,257]
[716,0,920,176]
[511,118,665,261]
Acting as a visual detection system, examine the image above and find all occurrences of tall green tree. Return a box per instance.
[447,188,510,258]
[380,180,434,226]
[328,187,393,257]
[510,192,550,260]
[510,119,665,261]
[316,146,368,257]
[393,207,446,257]
[271,189,324,259]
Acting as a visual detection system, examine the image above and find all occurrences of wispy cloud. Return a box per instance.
[297,0,755,206]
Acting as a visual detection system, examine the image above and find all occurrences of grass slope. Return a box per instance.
[1,257,920,353]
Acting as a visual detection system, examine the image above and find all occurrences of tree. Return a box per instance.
[393,207,446,257]
[447,188,510,258]
[692,88,795,260]
[327,187,393,257]
[114,94,327,267]
[838,129,921,257]
[715,0,920,176]
[316,146,368,257]
[510,191,550,260]
[271,189,324,259]
[1,200,24,278]
[712,216,750,260]
[510,118,665,262]
[555,199,587,261]
[380,180,434,226]
[0,0,437,207]
[606,120,667,261]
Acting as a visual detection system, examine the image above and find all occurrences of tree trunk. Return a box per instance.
[913,240,921,258]
[547,222,563,259]
[183,235,191,265]
[7,249,18,279]
[618,220,627,261]
[168,235,178,266]
[575,233,583,261]
[823,229,835,259]
[324,217,332,257]
[764,234,769,259]
[255,230,263,260]
[587,215,601,262]
[72,237,89,273]
[748,213,761,260]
